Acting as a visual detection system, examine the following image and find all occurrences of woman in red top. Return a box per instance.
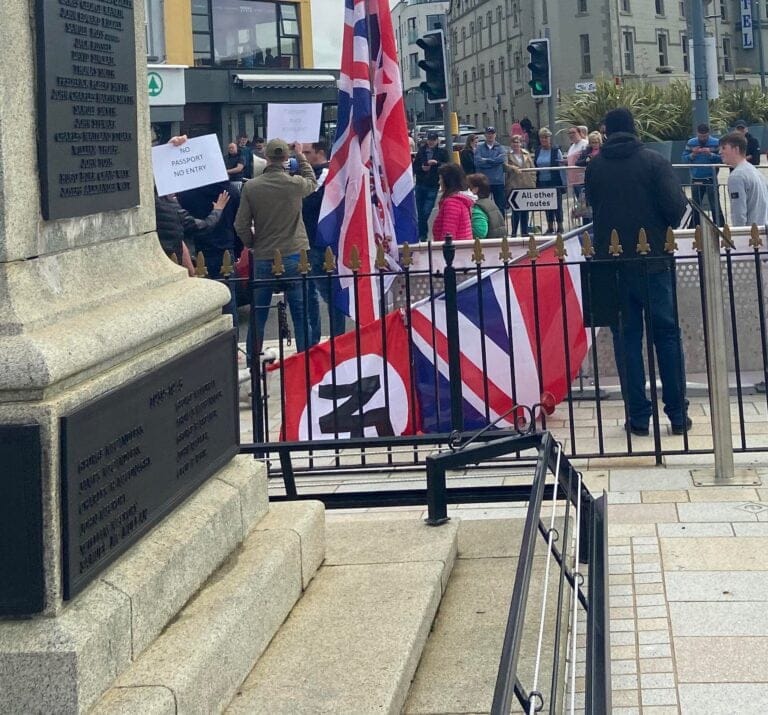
[432,164,474,242]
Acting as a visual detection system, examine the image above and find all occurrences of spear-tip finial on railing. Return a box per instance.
[375,242,387,269]
[721,224,736,251]
[472,237,485,264]
[555,233,567,260]
[636,228,650,255]
[581,231,595,257]
[609,229,623,256]
[221,250,234,277]
[195,251,208,278]
[526,235,540,260]
[692,225,703,253]
[401,242,413,267]
[664,226,678,254]
[298,248,310,275]
[272,249,285,276]
[323,246,336,272]
[750,223,764,249]
[349,245,362,271]
[499,235,511,262]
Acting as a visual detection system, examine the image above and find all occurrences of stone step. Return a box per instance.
[404,518,573,715]
[91,500,325,715]
[225,518,459,715]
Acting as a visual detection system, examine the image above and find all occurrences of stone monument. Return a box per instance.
[0,0,268,710]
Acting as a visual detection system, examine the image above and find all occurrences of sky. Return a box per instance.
[310,0,402,69]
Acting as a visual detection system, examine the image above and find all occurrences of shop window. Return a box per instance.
[194,0,303,69]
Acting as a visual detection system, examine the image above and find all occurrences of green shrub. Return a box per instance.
[558,76,768,139]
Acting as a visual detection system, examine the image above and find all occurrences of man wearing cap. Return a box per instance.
[585,107,690,437]
[733,120,760,166]
[413,131,450,240]
[475,127,507,214]
[235,138,317,360]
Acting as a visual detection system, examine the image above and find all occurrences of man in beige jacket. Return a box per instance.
[235,138,317,360]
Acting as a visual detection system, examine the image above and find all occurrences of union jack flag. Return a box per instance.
[411,237,591,432]
[316,0,417,326]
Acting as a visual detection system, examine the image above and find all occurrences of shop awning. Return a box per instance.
[233,73,338,89]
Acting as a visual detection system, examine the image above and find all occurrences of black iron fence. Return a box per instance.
[202,219,768,476]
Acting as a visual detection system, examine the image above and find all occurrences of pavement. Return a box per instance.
[238,345,768,714]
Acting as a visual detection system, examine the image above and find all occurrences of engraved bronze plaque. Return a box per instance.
[60,332,239,599]
[37,0,140,219]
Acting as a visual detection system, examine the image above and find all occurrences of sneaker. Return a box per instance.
[671,417,693,435]
[624,422,649,437]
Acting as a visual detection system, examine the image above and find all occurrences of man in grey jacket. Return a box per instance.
[719,132,768,226]
[235,138,317,360]
[475,127,507,214]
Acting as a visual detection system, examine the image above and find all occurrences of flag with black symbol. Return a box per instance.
[275,311,418,441]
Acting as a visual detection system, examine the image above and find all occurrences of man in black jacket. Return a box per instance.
[733,120,760,166]
[585,107,690,437]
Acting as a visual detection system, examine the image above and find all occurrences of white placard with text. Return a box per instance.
[151,134,228,196]
[267,103,323,143]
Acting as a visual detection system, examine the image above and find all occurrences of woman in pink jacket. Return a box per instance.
[432,164,474,242]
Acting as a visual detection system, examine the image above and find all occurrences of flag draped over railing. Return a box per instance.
[316,0,417,326]
[275,237,592,441]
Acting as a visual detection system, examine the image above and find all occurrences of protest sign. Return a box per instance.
[151,134,228,196]
[267,103,323,143]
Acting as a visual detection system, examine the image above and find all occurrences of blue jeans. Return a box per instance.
[610,266,687,428]
[415,184,438,240]
[307,247,347,346]
[246,254,309,364]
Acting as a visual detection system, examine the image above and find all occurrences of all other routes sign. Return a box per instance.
[509,188,557,211]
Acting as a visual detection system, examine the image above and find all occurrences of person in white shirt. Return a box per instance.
[719,132,768,226]
[566,125,588,211]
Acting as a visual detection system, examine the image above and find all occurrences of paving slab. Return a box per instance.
[665,571,768,601]
[669,602,768,636]
[609,469,693,492]
[661,536,768,571]
[676,501,761,522]
[656,522,733,537]
[675,636,768,682]
[678,683,768,714]
[607,503,678,524]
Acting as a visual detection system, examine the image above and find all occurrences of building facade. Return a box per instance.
[392,0,450,126]
[145,0,339,145]
[446,0,768,141]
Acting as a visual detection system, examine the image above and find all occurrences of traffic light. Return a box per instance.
[417,29,448,104]
[527,38,551,98]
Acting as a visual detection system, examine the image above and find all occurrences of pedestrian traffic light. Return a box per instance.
[527,38,551,98]
[417,29,448,104]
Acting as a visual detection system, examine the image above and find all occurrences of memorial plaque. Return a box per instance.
[37,0,140,220]
[0,426,44,616]
[60,332,239,599]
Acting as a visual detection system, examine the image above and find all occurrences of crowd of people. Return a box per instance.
[153,113,768,421]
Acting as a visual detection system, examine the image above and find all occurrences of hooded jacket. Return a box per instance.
[585,132,686,263]
[432,192,474,242]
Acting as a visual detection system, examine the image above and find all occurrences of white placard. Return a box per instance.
[151,134,228,196]
[508,188,557,211]
[266,103,323,143]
